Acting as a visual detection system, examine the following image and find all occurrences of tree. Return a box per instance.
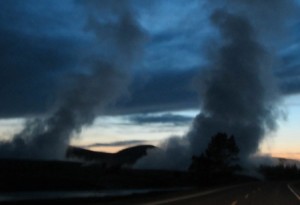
[189,133,241,178]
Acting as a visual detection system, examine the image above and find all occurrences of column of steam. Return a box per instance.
[187,10,280,164]
[0,1,146,160]
[187,0,299,167]
[135,1,293,170]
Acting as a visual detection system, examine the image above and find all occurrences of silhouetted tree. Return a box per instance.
[189,133,241,179]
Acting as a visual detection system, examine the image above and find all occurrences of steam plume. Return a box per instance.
[135,0,296,170]
[0,0,146,159]
[188,10,279,161]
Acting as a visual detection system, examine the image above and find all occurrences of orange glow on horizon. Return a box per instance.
[268,152,300,161]
[88,146,128,153]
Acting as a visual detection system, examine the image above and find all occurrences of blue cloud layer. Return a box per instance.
[0,0,299,119]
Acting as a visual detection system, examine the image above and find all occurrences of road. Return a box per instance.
[102,181,300,205]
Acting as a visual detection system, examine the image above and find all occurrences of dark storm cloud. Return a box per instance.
[115,69,198,114]
[129,113,193,125]
[144,30,205,71]
[279,77,300,95]
[0,0,86,118]
[0,32,81,117]
[277,40,300,95]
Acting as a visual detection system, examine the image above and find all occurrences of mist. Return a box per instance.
[0,0,146,160]
[135,0,297,170]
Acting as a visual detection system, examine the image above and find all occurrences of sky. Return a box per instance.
[0,0,300,159]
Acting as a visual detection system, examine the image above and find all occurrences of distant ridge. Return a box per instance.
[66,145,155,168]
[276,157,300,166]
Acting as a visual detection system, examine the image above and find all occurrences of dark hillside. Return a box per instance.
[66,145,155,167]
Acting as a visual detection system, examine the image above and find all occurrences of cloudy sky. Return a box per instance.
[0,0,300,159]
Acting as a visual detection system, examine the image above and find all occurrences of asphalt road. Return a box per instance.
[101,181,300,205]
[140,182,300,205]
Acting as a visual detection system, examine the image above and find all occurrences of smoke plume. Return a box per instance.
[0,0,146,159]
[136,0,296,170]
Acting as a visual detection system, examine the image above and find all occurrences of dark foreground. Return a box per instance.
[1,159,300,204]
[131,181,300,205]
[0,159,195,191]
[2,181,300,205]
[75,181,300,205]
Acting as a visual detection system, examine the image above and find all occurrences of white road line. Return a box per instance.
[142,184,250,205]
[287,184,300,201]
[231,200,238,205]
[244,194,249,199]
